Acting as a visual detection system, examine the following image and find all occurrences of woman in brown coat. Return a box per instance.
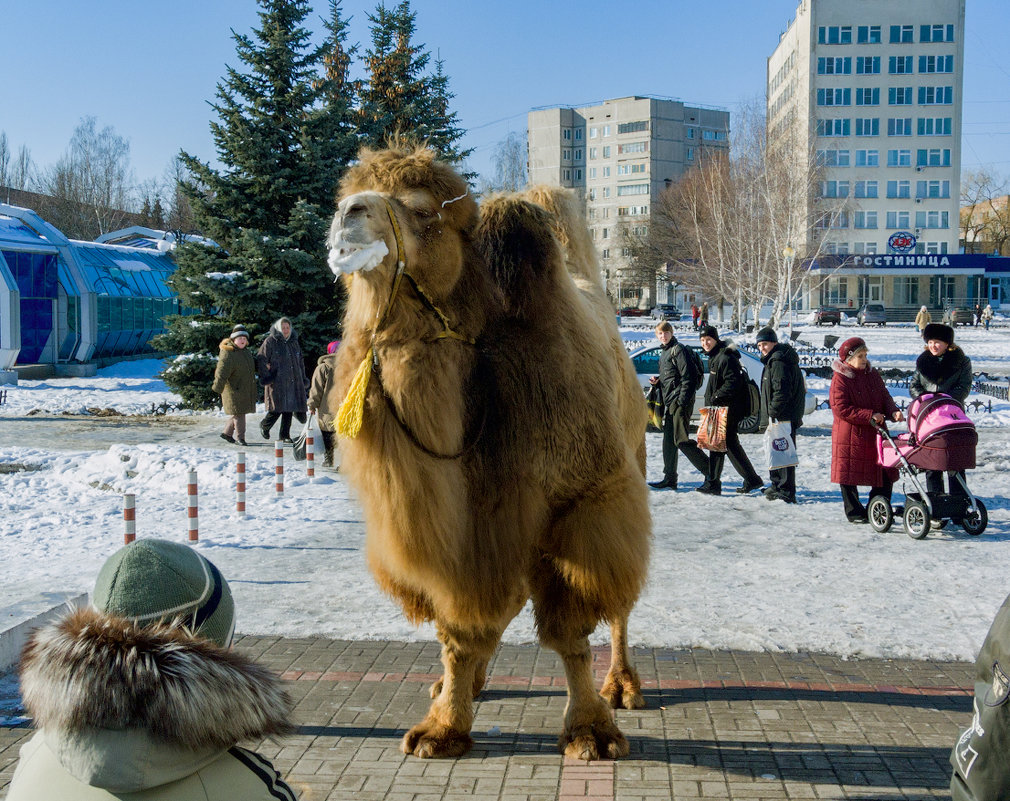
[256,317,308,442]
[212,325,258,445]
[829,337,903,523]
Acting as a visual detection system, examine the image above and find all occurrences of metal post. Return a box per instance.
[123,493,136,544]
[274,442,284,496]
[306,434,315,478]
[187,469,198,542]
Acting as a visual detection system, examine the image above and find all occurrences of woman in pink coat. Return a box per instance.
[829,337,904,523]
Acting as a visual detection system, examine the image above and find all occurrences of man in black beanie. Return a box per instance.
[755,327,806,503]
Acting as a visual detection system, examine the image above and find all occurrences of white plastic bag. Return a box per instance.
[293,413,316,461]
[765,420,798,469]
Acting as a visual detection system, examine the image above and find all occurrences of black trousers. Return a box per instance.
[769,421,800,498]
[661,404,710,482]
[925,469,968,498]
[840,482,893,520]
[261,411,306,439]
[708,410,761,485]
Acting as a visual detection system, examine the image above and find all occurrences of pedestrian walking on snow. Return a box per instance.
[307,340,341,467]
[829,337,904,523]
[755,327,805,503]
[212,324,257,446]
[915,305,932,333]
[982,303,994,331]
[257,317,308,443]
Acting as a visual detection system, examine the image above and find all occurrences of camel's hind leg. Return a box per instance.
[600,616,644,710]
[403,624,499,759]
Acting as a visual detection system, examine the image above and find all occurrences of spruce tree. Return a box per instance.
[154,0,357,408]
[424,56,473,169]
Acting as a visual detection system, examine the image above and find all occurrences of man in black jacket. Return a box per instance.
[756,327,805,503]
[648,321,709,490]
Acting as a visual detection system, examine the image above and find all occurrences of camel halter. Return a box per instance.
[336,197,476,448]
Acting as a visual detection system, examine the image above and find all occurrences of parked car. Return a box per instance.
[651,303,678,320]
[942,306,975,326]
[856,303,887,326]
[814,306,841,326]
[618,306,648,317]
[629,342,817,434]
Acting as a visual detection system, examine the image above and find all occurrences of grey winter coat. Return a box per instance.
[760,342,805,426]
[909,346,972,403]
[211,338,258,415]
[257,326,308,414]
[6,608,297,801]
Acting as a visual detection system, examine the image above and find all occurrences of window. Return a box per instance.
[563,149,571,160]
[602,166,611,177]
[857,25,881,44]
[821,180,850,198]
[832,213,849,229]
[601,249,609,259]
[886,211,911,228]
[916,148,951,167]
[919,86,953,104]
[916,179,950,198]
[856,149,879,166]
[588,167,597,179]
[816,149,851,167]
[895,276,919,305]
[920,241,949,255]
[826,276,849,305]
[856,56,881,74]
[817,118,851,137]
[888,87,913,105]
[686,146,694,160]
[917,117,952,136]
[921,23,955,43]
[854,180,878,198]
[929,275,956,305]
[603,125,611,136]
[855,118,880,136]
[617,120,648,134]
[887,149,912,167]
[574,129,583,140]
[919,54,954,73]
[817,56,852,74]
[602,146,611,158]
[887,118,912,136]
[589,127,598,139]
[589,147,598,159]
[856,88,879,106]
[853,242,879,255]
[563,169,571,181]
[889,56,914,74]
[601,228,609,239]
[818,25,853,44]
[818,88,851,106]
[618,141,648,154]
[603,187,610,198]
[890,24,914,43]
[563,129,572,140]
[574,149,583,160]
[702,129,726,140]
[616,184,649,196]
[854,211,878,229]
[686,128,695,139]
[887,180,911,198]
[916,210,950,229]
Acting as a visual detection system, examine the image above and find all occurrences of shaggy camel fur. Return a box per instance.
[327,146,650,760]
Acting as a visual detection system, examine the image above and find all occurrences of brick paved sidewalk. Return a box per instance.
[0,638,974,800]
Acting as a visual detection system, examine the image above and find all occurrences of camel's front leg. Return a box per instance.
[600,616,644,710]
[403,625,498,758]
[429,655,488,701]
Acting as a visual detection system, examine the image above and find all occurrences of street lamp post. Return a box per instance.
[782,245,796,334]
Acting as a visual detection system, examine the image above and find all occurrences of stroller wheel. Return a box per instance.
[903,500,932,540]
[962,499,988,536]
[868,496,893,533]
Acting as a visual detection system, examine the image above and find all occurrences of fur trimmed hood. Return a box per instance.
[831,358,875,379]
[20,608,292,751]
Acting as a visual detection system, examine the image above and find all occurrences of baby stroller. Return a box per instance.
[871,392,987,539]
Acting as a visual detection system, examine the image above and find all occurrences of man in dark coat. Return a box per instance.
[909,322,973,499]
[648,321,709,490]
[257,317,309,442]
[698,326,763,495]
[756,327,805,503]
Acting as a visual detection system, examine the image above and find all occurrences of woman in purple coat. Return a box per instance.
[829,337,904,523]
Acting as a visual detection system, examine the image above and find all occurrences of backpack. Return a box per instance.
[680,345,705,392]
[733,357,760,417]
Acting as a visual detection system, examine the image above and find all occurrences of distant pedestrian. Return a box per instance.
[212,324,257,446]
[755,327,805,504]
[915,305,932,333]
[982,303,994,331]
[308,340,341,468]
[257,317,308,443]
[691,304,700,329]
[5,539,297,801]
[829,337,904,524]
[697,326,763,496]
[647,322,709,490]
[699,302,709,329]
[974,302,984,327]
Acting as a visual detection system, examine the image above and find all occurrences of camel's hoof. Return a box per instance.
[558,722,629,761]
[402,723,473,759]
[600,672,645,710]
[429,674,485,701]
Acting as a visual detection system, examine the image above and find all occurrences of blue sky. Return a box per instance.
[1,0,1008,193]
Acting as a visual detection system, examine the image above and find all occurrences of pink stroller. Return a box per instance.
[872,393,987,539]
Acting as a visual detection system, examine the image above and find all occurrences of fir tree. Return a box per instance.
[156,0,357,407]
[423,56,473,168]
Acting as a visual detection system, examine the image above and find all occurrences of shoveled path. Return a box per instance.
[1,638,973,800]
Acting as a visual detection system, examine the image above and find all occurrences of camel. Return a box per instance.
[327,146,650,761]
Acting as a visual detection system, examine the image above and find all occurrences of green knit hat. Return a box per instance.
[93,539,235,647]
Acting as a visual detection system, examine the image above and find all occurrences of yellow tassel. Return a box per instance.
[337,348,372,438]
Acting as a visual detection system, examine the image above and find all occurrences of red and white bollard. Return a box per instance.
[187,469,199,541]
[236,453,246,517]
[123,493,136,544]
[306,433,315,478]
[274,442,284,496]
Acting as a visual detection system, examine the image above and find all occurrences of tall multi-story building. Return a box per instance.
[768,0,978,315]
[528,96,729,309]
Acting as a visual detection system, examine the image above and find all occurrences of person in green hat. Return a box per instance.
[6,539,298,801]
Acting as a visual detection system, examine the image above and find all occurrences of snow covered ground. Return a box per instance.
[2,322,1010,662]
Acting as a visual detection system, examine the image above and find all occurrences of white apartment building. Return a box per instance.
[768,0,973,315]
[528,96,729,309]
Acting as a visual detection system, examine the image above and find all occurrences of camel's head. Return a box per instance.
[328,146,477,300]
